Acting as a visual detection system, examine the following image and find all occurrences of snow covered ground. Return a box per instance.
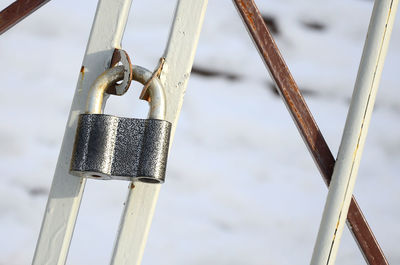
[0,0,399,264]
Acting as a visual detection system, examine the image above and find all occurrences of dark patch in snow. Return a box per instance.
[267,82,319,98]
[299,88,318,97]
[267,82,279,96]
[213,219,233,231]
[192,65,240,81]
[28,187,48,196]
[301,21,326,31]
[262,14,279,35]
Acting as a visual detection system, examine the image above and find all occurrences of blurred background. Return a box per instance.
[0,0,399,264]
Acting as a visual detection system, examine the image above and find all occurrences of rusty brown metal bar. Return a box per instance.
[0,0,51,35]
[232,0,388,264]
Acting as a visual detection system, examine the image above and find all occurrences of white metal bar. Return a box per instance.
[32,1,133,264]
[310,1,398,264]
[110,1,208,264]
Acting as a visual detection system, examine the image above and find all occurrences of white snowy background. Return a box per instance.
[0,0,399,264]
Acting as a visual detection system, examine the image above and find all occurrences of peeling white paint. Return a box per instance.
[110,1,208,264]
[311,1,399,264]
[32,1,134,264]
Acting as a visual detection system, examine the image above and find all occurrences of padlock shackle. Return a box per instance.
[86,65,125,114]
[86,64,166,120]
[132,65,166,120]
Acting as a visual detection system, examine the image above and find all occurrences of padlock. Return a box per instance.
[70,65,171,183]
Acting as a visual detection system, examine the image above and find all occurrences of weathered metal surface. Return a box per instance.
[85,65,125,113]
[311,1,398,264]
[132,64,166,120]
[232,0,388,264]
[32,0,134,264]
[0,0,50,35]
[71,115,171,182]
[110,1,209,264]
[107,49,133,95]
[70,65,171,183]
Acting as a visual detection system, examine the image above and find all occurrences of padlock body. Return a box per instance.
[70,114,171,183]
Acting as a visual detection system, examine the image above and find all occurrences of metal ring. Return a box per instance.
[132,65,166,120]
[107,49,133,96]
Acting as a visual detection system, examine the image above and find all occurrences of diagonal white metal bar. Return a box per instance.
[32,1,133,264]
[310,1,398,264]
[110,1,208,265]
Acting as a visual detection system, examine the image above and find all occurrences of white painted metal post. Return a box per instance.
[32,1,133,264]
[110,1,208,265]
[310,1,398,264]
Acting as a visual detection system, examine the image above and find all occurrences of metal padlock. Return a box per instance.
[70,65,171,183]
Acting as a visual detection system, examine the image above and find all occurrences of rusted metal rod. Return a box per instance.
[232,0,388,264]
[0,0,51,35]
